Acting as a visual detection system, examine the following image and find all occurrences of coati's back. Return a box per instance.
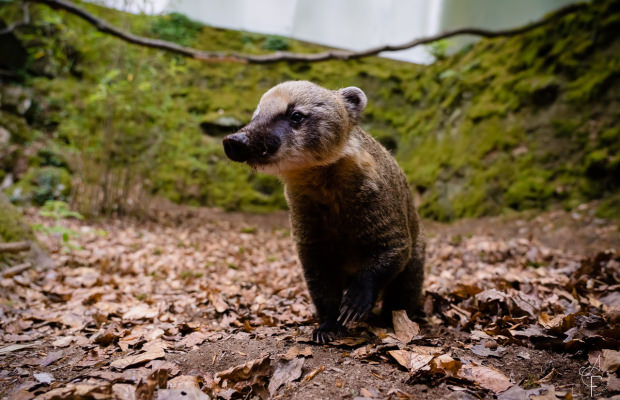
[223,81,424,343]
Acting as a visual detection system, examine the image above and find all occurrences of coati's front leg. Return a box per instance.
[298,243,346,344]
[338,246,408,325]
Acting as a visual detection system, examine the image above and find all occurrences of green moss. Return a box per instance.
[505,170,555,210]
[150,12,203,46]
[0,193,35,242]
[595,191,620,219]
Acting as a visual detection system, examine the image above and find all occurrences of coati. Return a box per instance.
[223,81,425,343]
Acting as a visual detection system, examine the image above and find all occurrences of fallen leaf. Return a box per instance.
[458,364,511,393]
[268,357,305,394]
[34,372,54,384]
[122,304,158,321]
[388,350,433,373]
[392,310,420,343]
[498,384,545,400]
[178,331,209,348]
[431,354,462,377]
[112,383,136,400]
[469,343,507,358]
[601,349,620,372]
[39,350,64,367]
[215,355,271,383]
[0,343,39,355]
[529,384,556,400]
[110,345,165,370]
[52,336,74,348]
[281,346,313,360]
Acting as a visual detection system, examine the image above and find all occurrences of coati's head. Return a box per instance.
[223,81,367,174]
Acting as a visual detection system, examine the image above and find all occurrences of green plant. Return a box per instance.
[150,12,203,46]
[427,39,450,60]
[262,35,289,51]
[39,200,84,220]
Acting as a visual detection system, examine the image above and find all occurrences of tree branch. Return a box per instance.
[0,1,30,36]
[0,241,31,253]
[29,0,586,64]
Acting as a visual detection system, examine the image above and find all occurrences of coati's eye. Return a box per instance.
[289,111,306,125]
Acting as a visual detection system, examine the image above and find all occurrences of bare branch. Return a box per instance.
[0,1,30,35]
[2,262,32,278]
[0,241,31,253]
[28,0,586,63]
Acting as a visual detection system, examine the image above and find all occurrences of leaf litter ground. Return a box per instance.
[1,203,619,399]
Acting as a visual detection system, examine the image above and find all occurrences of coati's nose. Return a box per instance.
[223,133,251,162]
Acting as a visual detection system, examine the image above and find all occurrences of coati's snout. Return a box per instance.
[222,132,251,162]
[222,129,282,164]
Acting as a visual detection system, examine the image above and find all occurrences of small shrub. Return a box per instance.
[262,35,289,51]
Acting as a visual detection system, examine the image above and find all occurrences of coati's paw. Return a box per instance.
[338,284,374,326]
[312,320,344,344]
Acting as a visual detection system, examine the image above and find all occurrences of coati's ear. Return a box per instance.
[338,86,367,121]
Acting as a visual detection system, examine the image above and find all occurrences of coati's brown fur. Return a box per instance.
[223,81,425,343]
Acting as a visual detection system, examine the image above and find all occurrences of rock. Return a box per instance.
[0,126,10,148]
[199,116,243,136]
[1,86,33,115]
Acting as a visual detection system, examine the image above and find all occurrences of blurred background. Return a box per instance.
[0,0,618,225]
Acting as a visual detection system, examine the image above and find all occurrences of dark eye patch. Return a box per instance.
[290,111,306,125]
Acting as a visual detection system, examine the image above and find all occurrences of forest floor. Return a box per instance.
[0,202,619,400]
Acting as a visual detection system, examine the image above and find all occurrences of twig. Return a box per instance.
[29,0,587,64]
[2,262,31,278]
[0,241,31,253]
[0,1,30,35]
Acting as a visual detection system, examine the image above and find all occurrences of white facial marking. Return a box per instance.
[252,104,261,120]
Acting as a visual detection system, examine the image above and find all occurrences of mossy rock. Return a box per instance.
[8,166,72,205]
[0,192,35,243]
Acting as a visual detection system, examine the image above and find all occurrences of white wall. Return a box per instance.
[96,0,582,64]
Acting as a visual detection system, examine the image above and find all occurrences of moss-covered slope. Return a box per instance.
[0,0,618,219]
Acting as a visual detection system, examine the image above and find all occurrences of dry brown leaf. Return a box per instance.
[112,383,136,400]
[458,364,512,393]
[122,304,158,321]
[158,388,210,400]
[268,357,305,394]
[600,349,620,372]
[330,336,367,347]
[0,342,39,355]
[178,331,209,348]
[388,350,434,373]
[167,375,201,391]
[430,354,462,377]
[469,342,506,358]
[281,345,313,360]
[34,372,54,384]
[215,355,271,383]
[529,385,556,400]
[110,345,165,370]
[392,310,420,343]
[39,350,65,367]
[51,336,74,347]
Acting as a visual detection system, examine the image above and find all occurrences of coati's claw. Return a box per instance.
[338,285,373,326]
[312,320,344,344]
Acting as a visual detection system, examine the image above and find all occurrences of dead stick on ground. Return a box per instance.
[2,262,32,278]
[0,241,31,253]
[27,0,587,64]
